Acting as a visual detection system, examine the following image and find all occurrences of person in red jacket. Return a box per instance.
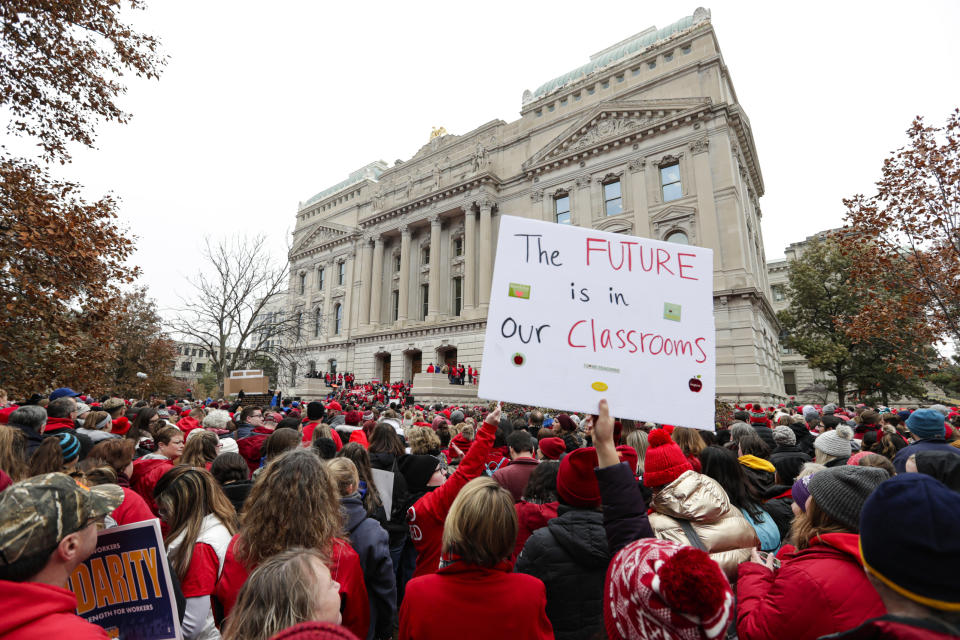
[736,465,888,640]
[400,477,553,640]
[0,473,123,640]
[215,449,369,640]
[407,403,500,579]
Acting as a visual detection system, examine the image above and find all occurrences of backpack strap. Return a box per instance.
[679,518,709,552]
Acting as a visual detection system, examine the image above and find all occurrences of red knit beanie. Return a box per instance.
[557,447,601,507]
[605,538,733,640]
[111,416,132,435]
[617,445,638,473]
[539,436,566,461]
[643,429,692,487]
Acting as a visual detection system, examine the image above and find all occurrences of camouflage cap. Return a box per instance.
[101,397,126,411]
[0,473,124,566]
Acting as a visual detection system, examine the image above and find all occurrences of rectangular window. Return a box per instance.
[783,370,797,396]
[555,194,571,225]
[394,254,401,272]
[604,180,623,216]
[391,290,399,321]
[421,284,429,319]
[318,268,325,290]
[337,262,345,285]
[299,273,305,294]
[661,163,682,202]
[454,237,463,256]
[772,286,785,302]
[196,363,205,372]
[180,362,191,372]
[423,247,430,265]
[453,277,463,316]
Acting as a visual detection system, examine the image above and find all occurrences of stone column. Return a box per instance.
[321,258,333,339]
[463,203,477,314]
[690,137,722,278]
[628,157,650,237]
[343,242,357,338]
[478,198,493,310]
[369,234,384,327]
[358,235,374,328]
[397,225,411,324]
[427,215,441,320]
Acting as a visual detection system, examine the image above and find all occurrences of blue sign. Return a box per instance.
[68,518,182,640]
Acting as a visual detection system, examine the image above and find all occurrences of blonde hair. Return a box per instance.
[222,548,334,640]
[625,430,648,475]
[309,423,335,444]
[442,477,517,567]
[326,458,359,497]
[672,427,706,458]
[408,426,441,454]
[0,425,28,481]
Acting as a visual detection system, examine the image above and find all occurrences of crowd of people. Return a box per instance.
[0,384,959,640]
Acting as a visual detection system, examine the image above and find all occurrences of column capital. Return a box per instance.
[399,224,411,236]
[477,196,495,212]
[428,214,442,227]
[461,201,475,214]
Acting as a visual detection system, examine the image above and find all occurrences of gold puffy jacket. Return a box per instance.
[648,470,759,580]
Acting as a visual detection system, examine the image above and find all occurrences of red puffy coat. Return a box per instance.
[407,419,495,579]
[737,533,885,640]
[0,580,108,639]
[399,561,553,640]
[130,457,173,515]
[215,535,369,640]
[513,501,559,560]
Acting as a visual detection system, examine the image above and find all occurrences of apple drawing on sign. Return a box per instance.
[688,377,703,393]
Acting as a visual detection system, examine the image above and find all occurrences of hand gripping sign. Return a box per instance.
[479,215,715,430]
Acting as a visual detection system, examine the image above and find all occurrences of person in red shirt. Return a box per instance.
[215,449,369,640]
[400,477,553,640]
[155,466,237,640]
[407,403,500,579]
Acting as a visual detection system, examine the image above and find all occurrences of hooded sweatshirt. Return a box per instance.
[342,494,396,640]
[0,580,109,639]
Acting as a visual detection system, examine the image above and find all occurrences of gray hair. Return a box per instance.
[202,409,232,430]
[9,405,48,432]
[729,422,754,443]
[47,396,77,419]
[929,404,949,417]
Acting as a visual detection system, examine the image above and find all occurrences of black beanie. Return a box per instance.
[307,401,325,421]
[400,454,441,493]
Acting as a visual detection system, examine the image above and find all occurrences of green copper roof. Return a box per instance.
[303,161,388,208]
[532,12,699,100]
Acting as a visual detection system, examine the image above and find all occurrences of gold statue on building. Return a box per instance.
[429,126,448,140]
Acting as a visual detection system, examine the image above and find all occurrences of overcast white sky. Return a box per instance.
[29,0,960,315]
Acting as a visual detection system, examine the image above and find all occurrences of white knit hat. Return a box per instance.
[814,425,854,458]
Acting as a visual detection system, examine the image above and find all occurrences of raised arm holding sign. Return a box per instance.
[478,216,715,429]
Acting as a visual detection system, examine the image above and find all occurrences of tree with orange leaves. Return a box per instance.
[843,109,960,353]
[0,1,165,396]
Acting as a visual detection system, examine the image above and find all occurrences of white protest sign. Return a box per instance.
[478,215,715,429]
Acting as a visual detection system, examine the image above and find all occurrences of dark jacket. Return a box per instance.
[14,425,46,457]
[760,485,794,541]
[343,494,396,640]
[492,457,539,503]
[515,506,611,640]
[221,480,253,514]
[233,422,254,439]
[594,461,653,554]
[893,438,960,473]
[369,452,412,546]
[751,424,777,450]
[769,444,811,485]
[820,615,960,640]
[43,417,93,459]
[788,423,816,457]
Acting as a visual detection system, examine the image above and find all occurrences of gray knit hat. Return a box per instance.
[822,403,837,415]
[814,425,854,458]
[808,466,887,530]
[773,425,796,447]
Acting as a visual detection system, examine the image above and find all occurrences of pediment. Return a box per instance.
[523,98,712,174]
[650,204,697,225]
[291,221,355,257]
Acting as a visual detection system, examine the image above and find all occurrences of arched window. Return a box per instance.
[334,303,342,335]
[665,230,689,245]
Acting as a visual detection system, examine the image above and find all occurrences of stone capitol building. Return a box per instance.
[284,7,786,403]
